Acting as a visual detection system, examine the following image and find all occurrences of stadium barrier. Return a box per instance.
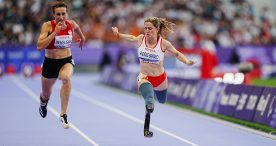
[0,45,44,75]
[0,44,136,75]
[1,44,275,77]
[101,65,276,128]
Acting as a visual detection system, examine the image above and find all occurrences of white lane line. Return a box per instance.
[11,76,99,146]
[72,89,199,146]
[96,81,276,141]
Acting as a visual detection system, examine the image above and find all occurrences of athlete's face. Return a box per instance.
[144,22,158,39]
[53,7,67,23]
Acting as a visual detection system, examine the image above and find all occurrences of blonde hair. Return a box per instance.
[144,17,175,37]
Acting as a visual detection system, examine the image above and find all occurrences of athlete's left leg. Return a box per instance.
[154,89,167,104]
[58,63,74,129]
[153,77,168,104]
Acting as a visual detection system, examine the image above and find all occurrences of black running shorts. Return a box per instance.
[42,56,75,79]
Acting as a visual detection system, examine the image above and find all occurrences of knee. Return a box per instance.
[60,75,71,85]
[158,99,166,104]
[155,90,167,104]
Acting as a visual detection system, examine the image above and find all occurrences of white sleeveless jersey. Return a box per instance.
[138,36,165,64]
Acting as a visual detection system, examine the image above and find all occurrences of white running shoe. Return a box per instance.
[60,114,69,129]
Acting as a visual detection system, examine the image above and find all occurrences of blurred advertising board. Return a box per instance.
[0,45,44,74]
[165,49,217,79]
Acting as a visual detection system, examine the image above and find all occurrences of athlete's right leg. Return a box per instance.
[39,76,56,118]
[139,81,155,113]
[138,78,154,137]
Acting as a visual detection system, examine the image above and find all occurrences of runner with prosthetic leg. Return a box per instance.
[112,17,195,137]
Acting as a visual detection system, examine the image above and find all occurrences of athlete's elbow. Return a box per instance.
[175,52,180,58]
[37,47,42,51]
[36,42,44,51]
[37,44,43,51]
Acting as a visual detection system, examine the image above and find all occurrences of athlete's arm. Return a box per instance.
[37,22,61,51]
[163,39,195,65]
[111,26,143,42]
[70,20,85,49]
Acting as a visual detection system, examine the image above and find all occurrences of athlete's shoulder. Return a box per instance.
[43,21,52,26]
[161,37,170,45]
[137,34,144,39]
[137,34,145,43]
[67,19,74,24]
[160,38,172,50]
[41,21,52,30]
[67,20,77,29]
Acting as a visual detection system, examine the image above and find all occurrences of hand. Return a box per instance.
[55,22,63,34]
[111,27,119,36]
[186,60,195,65]
[78,36,85,50]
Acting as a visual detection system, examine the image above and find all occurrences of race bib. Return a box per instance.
[54,35,73,48]
[138,51,159,64]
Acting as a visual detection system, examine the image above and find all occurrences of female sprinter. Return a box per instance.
[37,0,85,129]
[112,17,195,137]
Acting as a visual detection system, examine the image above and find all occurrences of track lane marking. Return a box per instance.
[11,76,99,146]
[72,89,199,146]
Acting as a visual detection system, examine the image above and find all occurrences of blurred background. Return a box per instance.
[0,0,276,86]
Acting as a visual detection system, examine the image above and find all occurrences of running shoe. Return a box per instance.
[39,97,48,118]
[60,114,69,129]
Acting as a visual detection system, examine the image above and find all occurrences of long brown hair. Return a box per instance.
[144,17,175,38]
